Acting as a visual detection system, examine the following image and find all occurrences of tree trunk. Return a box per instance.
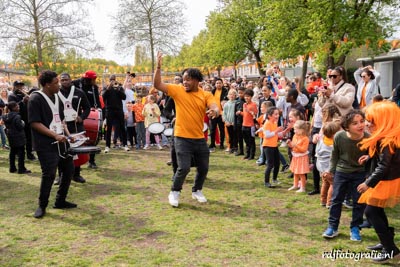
[253,50,265,76]
[300,55,309,89]
[148,17,155,81]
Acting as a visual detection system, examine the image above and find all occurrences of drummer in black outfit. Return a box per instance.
[29,70,77,219]
[58,73,91,183]
[72,70,101,169]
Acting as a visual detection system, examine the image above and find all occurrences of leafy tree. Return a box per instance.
[0,0,100,75]
[259,0,399,74]
[114,0,186,75]
[208,0,265,75]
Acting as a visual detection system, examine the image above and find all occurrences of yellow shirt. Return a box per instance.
[214,89,222,111]
[167,84,216,139]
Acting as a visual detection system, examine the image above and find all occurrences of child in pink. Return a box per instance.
[287,120,311,193]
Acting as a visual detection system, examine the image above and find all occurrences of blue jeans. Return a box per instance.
[37,150,74,208]
[0,125,6,146]
[328,171,366,230]
[135,122,145,148]
[172,137,209,192]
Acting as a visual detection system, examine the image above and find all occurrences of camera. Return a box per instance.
[127,72,136,78]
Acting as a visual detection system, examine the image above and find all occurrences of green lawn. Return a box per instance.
[1,142,399,266]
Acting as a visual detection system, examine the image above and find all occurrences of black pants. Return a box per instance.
[242,126,255,159]
[311,127,321,191]
[227,125,236,150]
[209,116,225,148]
[365,205,400,255]
[234,123,244,153]
[37,150,74,208]
[24,124,33,156]
[9,145,26,172]
[106,110,127,147]
[126,126,137,146]
[172,137,209,192]
[264,146,280,183]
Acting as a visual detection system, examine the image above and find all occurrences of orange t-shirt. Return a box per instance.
[214,89,223,111]
[262,120,279,147]
[166,84,216,139]
[291,134,309,153]
[131,102,145,122]
[256,114,266,138]
[242,102,258,127]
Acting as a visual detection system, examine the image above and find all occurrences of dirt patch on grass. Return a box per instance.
[136,230,167,249]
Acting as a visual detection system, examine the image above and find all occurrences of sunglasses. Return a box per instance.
[328,75,338,79]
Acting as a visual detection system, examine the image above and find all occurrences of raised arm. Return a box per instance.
[153,51,169,95]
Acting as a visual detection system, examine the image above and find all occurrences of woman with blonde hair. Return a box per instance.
[357,102,400,263]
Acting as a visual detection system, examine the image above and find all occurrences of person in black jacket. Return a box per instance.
[102,74,128,152]
[8,80,36,160]
[357,102,400,263]
[58,73,91,183]
[73,70,101,168]
[209,78,228,151]
[3,101,31,174]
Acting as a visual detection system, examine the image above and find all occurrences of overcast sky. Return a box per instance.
[0,0,218,65]
[90,0,218,65]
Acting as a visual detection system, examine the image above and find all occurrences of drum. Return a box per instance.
[148,122,165,134]
[163,128,173,137]
[69,132,89,148]
[203,122,209,132]
[69,146,101,167]
[84,108,102,145]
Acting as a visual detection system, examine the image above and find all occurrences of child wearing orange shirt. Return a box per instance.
[262,106,284,188]
[131,95,145,149]
[241,89,258,160]
[287,120,311,192]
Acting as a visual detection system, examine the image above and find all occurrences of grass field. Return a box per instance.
[1,141,399,266]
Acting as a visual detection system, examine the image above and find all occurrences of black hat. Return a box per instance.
[13,80,25,86]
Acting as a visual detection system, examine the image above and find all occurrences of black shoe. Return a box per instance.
[18,169,32,174]
[264,182,275,188]
[359,220,372,229]
[372,250,400,263]
[219,145,225,150]
[88,162,97,169]
[166,161,172,166]
[243,156,249,160]
[367,243,384,251]
[9,168,17,173]
[235,151,244,156]
[308,189,320,195]
[280,164,289,173]
[53,201,77,209]
[27,154,37,161]
[54,176,61,185]
[34,207,46,218]
[73,176,86,183]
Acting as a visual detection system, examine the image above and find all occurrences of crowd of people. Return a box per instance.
[1,61,400,263]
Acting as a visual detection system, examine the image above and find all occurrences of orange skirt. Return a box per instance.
[358,178,400,208]
[290,155,310,174]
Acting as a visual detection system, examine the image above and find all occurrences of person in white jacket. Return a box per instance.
[354,66,380,108]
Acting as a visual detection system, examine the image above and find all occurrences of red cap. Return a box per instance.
[83,70,97,79]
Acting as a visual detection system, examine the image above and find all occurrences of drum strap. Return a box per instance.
[92,86,97,108]
[35,91,64,134]
[58,86,78,122]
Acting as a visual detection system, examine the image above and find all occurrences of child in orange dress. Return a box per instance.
[287,120,311,193]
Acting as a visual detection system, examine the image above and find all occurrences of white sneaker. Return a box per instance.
[288,186,299,191]
[168,191,180,207]
[296,188,306,193]
[192,190,207,203]
[143,145,150,150]
[104,146,110,153]
[124,145,130,152]
[157,144,163,150]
